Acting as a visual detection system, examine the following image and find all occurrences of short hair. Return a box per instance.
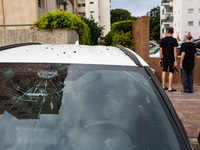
[185,34,192,40]
[167,27,174,34]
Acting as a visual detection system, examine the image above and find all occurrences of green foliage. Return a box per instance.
[147,6,160,41]
[34,10,91,45]
[104,31,113,46]
[112,20,134,34]
[111,9,132,24]
[104,20,134,50]
[112,31,134,50]
[111,9,138,24]
[81,16,104,45]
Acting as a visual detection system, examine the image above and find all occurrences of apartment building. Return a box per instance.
[0,0,76,30]
[77,0,111,36]
[160,0,200,39]
[160,0,173,38]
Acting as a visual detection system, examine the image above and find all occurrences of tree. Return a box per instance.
[111,9,132,24]
[81,16,104,45]
[147,6,160,41]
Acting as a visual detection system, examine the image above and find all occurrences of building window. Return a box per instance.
[199,8,200,13]
[78,12,86,17]
[78,4,81,7]
[199,21,200,26]
[38,0,41,7]
[90,11,94,13]
[38,0,44,8]
[90,2,94,4]
[82,4,85,7]
[188,21,194,26]
[188,9,194,13]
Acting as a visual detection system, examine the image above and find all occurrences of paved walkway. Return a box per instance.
[166,84,200,149]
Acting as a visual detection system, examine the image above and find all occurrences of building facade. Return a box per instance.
[77,0,111,36]
[160,0,200,39]
[0,0,76,30]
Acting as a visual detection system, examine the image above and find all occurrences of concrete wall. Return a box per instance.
[38,0,60,19]
[0,0,37,29]
[0,29,79,46]
[133,16,200,84]
[0,0,76,30]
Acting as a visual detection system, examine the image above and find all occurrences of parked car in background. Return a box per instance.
[149,41,158,50]
[149,45,160,56]
[194,40,200,50]
[0,43,193,150]
[191,39,200,43]
[149,43,200,57]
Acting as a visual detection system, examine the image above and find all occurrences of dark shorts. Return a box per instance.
[163,61,174,73]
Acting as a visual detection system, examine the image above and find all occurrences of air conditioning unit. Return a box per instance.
[57,0,68,4]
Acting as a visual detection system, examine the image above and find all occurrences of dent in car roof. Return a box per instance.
[0,44,148,66]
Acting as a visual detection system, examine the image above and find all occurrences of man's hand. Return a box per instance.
[180,64,183,69]
[174,61,177,67]
[159,60,163,67]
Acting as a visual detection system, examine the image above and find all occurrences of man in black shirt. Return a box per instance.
[180,34,197,93]
[159,27,178,92]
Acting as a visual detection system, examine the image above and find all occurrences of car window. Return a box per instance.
[0,64,188,150]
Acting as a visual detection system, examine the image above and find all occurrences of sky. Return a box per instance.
[111,0,160,17]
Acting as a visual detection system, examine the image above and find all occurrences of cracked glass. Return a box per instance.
[0,64,187,150]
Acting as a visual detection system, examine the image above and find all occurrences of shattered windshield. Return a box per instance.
[0,64,187,150]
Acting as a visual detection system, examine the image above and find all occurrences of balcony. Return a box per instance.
[161,16,173,24]
[162,6,173,15]
[161,0,170,5]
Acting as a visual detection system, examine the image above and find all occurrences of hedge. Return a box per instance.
[34,10,91,45]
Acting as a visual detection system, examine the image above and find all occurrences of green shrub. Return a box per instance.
[34,10,91,45]
[112,31,134,50]
[104,20,134,50]
[104,31,113,46]
[111,20,134,34]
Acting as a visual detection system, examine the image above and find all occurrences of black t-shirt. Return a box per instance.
[160,36,178,62]
[180,42,197,70]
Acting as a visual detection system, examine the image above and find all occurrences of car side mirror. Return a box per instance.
[198,131,200,145]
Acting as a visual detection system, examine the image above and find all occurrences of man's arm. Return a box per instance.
[180,52,185,69]
[194,53,197,62]
[159,47,163,66]
[174,47,178,67]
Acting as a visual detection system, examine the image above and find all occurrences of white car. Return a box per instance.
[0,43,194,150]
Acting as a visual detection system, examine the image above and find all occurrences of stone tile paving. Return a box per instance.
[166,84,200,149]
[167,84,200,138]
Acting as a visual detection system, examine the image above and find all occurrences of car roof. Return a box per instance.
[0,43,148,67]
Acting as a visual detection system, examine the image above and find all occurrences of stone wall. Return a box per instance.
[132,16,200,84]
[0,29,79,46]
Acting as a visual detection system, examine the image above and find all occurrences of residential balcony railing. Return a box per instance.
[161,0,170,4]
[161,16,173,24]
[166,6,173,13]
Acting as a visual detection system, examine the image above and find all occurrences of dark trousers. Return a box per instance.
[181,69,193,93]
